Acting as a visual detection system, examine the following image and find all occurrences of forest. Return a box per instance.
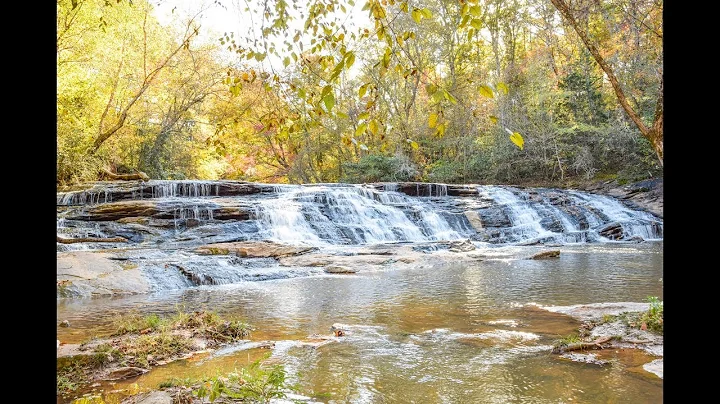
[56,0,663,187]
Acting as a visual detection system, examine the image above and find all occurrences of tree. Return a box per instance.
[549,0,663,166]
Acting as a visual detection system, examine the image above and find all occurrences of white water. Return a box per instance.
[57,181,662,249]
[478,186,662,244]
[478,186,558,242]
[254,185,463,245]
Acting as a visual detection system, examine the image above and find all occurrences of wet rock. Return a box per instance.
[463,211,484,231]
[324,265,358,274]
[195,240,317,258]
[448,239,476,252]
[643,359,663,379]
[106,366,149,380]
[125,390,174,404]
[57,251,151,298]
[561,352,609,366]
[279,253,395,267]
[528,250,560,259]
[67,200,160,221]
[598,222,624,240]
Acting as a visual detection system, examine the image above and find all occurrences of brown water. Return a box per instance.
[57,242,663,403]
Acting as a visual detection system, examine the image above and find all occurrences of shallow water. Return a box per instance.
[57,241,663,403]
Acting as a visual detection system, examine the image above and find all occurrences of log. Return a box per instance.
[552,336,613,354]
[56,235,127,244]
[101,168,150,181]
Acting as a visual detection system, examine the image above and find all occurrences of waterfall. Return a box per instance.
[477,186,560,243]
[151,180,220,198]
[56,180,662,248]
[476,186,662,244]
[254,185,463,245]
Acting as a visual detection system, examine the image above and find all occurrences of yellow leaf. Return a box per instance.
[496,82,509,95]
[411,9,421,23]
[345,51,355,69]
[368,119,379,135]
[359,83,368,98]
[479,85,494,98]
[428,113,438,128]
[355,123,367,137]
[436,123,446,137]
[489,115,499,124]
[509,132,524,150]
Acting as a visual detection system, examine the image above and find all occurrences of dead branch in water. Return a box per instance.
[552,336,613,354]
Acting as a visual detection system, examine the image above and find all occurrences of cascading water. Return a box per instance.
[57,180,662,250]
[253,185,464,245]
[476,186,663,244]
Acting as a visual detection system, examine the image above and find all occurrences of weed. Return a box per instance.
[192,356,290,403]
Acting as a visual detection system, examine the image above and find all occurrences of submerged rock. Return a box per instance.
[324,265,358,274]
[106,366,149,380]
[528,250,560,259]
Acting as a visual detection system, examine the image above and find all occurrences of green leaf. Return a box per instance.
[337,112,349,119]
[496,82,509,95]
[283,57,290,67]
[254,53,266,62]
[470,5,481,17]
[479,85,494,98]
[428,113,438,128]
[321,85,332,97]
[420,8,432,19]
[297,88,306,99]
[509,132,525,150]
[355,123,367,137]
[358,112,370,120]
[470,18,482,30]
[323,92,335,112]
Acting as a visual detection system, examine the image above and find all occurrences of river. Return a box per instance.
[57,240,663,403]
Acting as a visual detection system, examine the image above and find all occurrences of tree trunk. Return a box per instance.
[549,0,663,167]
